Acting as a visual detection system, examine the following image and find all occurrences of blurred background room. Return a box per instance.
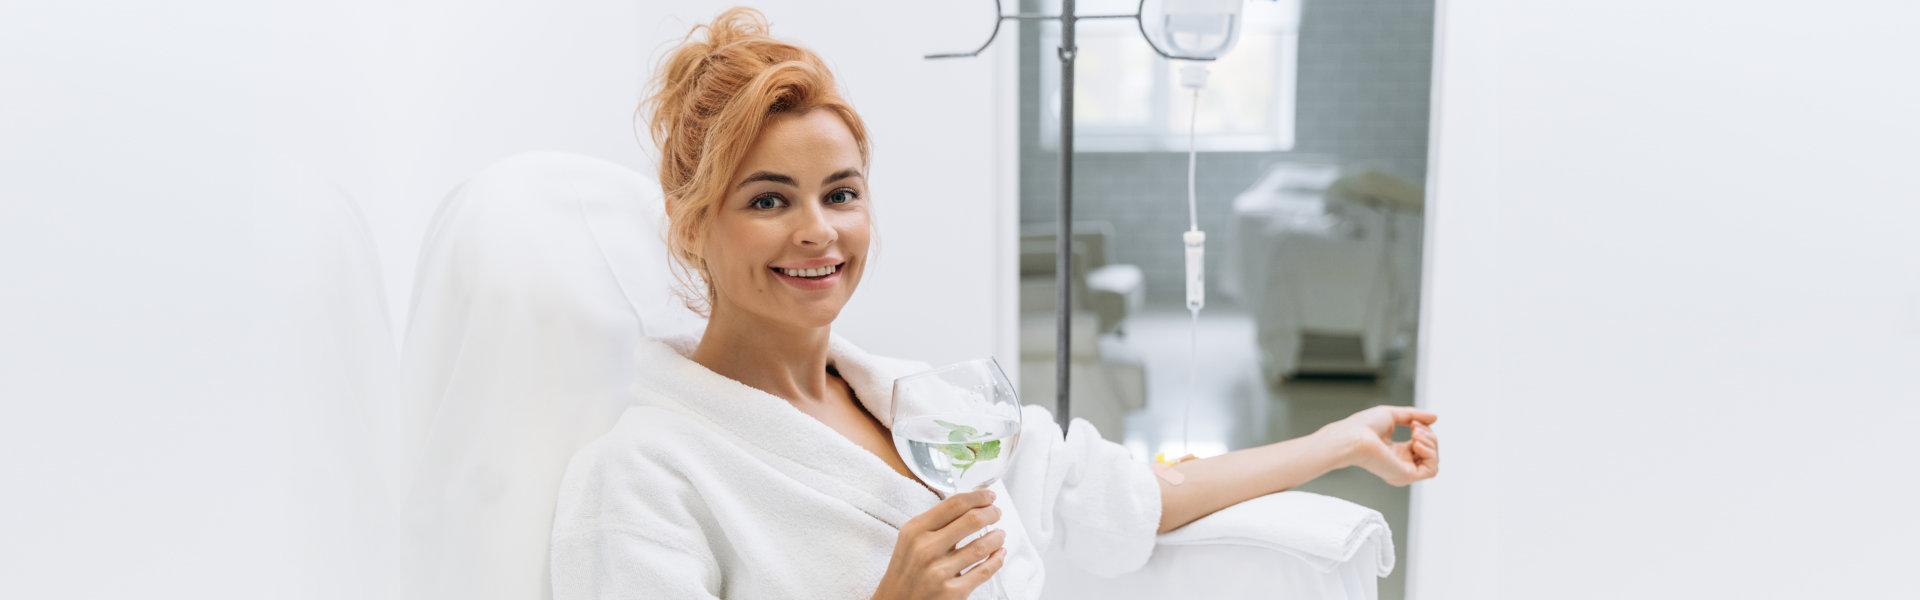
[1009,2,1435,598]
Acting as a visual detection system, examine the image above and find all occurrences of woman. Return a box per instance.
[549,8,1440,599]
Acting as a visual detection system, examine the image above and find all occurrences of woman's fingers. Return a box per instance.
[1411,423,1439,477]
[1390,406,1438,426]
[937,528,1006,575]
[954,547,1008,591]
[904,489,994,534]
[884,489,1010,600]
[932,505,1002,551]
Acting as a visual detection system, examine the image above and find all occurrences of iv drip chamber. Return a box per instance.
[1184,230,1206,312]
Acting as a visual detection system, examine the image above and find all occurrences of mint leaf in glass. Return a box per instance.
[936,419,981,441]
[977,439,1001,461]
[942,443,976,463]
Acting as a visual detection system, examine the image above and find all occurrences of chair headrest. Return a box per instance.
[399,152,700,600]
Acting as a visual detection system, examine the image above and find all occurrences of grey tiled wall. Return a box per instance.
[1293,0,1437,181]
[1019,0,1436,308]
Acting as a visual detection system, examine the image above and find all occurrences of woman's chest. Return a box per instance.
[789,375,919,484]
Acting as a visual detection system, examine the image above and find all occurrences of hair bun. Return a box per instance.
[700,6,772,48]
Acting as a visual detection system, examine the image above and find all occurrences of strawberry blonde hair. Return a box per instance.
[642,7,872,315]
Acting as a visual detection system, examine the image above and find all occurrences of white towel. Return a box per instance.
[1153,490,1394,577]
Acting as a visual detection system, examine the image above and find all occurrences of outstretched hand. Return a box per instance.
[1318,405,1440,486]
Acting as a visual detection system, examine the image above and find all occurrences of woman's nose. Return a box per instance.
[792,202,837,247]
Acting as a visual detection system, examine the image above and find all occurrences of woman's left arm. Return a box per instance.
[1155,405,1440,534]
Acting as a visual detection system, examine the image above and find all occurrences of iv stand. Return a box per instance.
[927,0,1216,428]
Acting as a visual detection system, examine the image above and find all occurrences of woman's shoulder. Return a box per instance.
[826,334,933,379]
[566,404,713,477]
[552,405,725,542]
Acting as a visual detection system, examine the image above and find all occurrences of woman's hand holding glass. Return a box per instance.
[886,358,1022,599]
[870,489,1007,600]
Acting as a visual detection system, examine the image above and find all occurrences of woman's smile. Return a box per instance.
[771,260,846,291]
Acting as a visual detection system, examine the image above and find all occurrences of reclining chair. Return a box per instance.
[398,152,1395,600]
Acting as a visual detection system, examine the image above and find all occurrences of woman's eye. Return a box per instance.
[827,189,857,204]
[750,195,785,210]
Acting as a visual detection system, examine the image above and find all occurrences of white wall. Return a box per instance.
[0,2,1010,598]
[1411,1,1920,598]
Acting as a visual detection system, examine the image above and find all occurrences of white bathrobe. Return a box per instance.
[550,334,1162,599]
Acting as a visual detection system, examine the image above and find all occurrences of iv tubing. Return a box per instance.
[1183,85,1201,458]
[1187,87,1200,232]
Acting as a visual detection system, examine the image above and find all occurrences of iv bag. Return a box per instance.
[1157,0,1244,60]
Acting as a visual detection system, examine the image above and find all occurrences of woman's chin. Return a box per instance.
[748,300,847,332]
[788,305,847,330]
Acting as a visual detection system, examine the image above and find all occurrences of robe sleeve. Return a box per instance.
[1000,404,1162,578]
[549,422,724,599]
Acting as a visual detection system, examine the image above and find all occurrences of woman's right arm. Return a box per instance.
[871,489,1007,600]
[1156,405,1439,534]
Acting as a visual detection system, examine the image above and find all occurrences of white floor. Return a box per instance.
[1116,305,1418,600]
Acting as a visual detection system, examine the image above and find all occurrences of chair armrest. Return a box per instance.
[1040,491,1392,600]
[1043,543,1386,600]
[1155,491,1393,576]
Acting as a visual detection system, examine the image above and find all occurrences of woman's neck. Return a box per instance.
[690,306,837,406]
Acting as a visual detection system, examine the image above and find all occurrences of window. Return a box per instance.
[1038,0,1301,152]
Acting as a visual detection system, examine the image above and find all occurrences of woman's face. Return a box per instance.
[700,109,870,331]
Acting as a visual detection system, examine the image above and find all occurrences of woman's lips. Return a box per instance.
[771,265,843,291]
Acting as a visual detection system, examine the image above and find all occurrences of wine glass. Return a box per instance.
[890,357,1022,599]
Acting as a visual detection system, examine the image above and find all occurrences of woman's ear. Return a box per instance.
[664,194,707,260]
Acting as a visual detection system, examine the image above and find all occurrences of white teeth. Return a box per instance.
[779,264,839,278]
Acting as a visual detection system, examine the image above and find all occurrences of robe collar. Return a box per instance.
[633,334,941,528]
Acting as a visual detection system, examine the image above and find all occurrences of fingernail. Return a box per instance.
[986,490,996,502]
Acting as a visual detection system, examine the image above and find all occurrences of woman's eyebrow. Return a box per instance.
[822,168,863,186]
[737,171,795,189]
[737,168,863,190]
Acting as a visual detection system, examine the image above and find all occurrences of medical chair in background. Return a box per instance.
[1224,161,1424,383]
[397,152,1394,600]
[1017,222,1149,441]
[1020,222,1145,336]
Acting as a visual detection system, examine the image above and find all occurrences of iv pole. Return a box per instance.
[927,0,1217,428]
